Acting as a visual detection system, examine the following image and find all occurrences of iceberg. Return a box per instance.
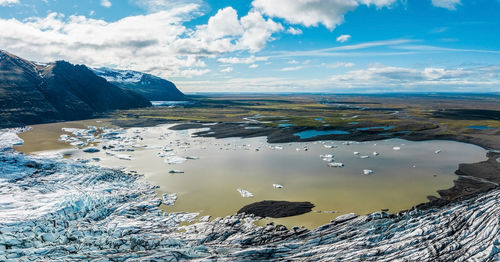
[237,188,254,198]
[328,162,344,167]
[393,146,401,151]
[272,184,283,189]
[162,193,178,206]
[363,169,374,175]
[114,154,132,160]
[165,156,187,164]
[169,170,184,174]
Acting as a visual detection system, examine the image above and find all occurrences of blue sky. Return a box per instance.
[0,0,499,93]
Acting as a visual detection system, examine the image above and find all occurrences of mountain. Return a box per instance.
[93,67,186,101]
[0,50,151,128]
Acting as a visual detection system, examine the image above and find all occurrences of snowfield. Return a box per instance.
[1,130,499,261]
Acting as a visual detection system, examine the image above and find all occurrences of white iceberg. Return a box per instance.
[237,188,254,197]
[393,147,401,151]
[169,170,184,174]
[435,150,441,154]
[373,152,379,156]
[165,156,187,164]
[363,169,374,175]
[353,152,360,155]
[162,193,178,206]
[273,184,283,189]
[115,154,132,160]
[360,155,369,159]
[328,162,344,167]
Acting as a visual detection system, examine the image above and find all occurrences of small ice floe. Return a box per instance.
[163,147,174,152]
[324,145,337,149]
[328,162,344,167]
[360,155,369,159]
[373,152,379,156]
[162,193,178,206]
[114,154,132,160]
[185,156,199,160]
[272,184,283,189]
[272,146,283,150]
[303,147,309,151]
[169,170,184,174]
[363,169,374,175]
[296,148,301,151]
[393,147,401,151]
[237,188,254,197]
[165,156,187,164]
[353,152,360,155]
[320,154,334,159]
[83,147,100,153]
[435,150,441,154]
[198,215,211,222]
[70,141,87,147]
[75,158,90,164]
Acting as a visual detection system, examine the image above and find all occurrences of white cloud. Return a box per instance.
[281,66,304,71]
[252,0,397,30]
[288,60,299,64]
[249,64,258,68]
[0,0,19,6]
[238,11,283,52]
[101,0,112,8]
[286,27,303,35]
[0,4,283,79]
[217,56,267,64]
[220,67,233,73]
[327,62,355,68]
[336,34,351,43]
[431,0,461,10]
[134,0,205,12]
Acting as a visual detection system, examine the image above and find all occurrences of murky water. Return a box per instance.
[16,122,487,229]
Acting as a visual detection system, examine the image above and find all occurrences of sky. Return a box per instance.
[0,0,499,93]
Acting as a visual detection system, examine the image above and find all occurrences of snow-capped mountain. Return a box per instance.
[93,67,186,101]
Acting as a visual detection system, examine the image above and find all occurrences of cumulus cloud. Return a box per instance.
[101,0,112,8]
[220,67,233,73]
[431,0,461,10]
[0,4,282,79]
[0,0,19,6]
[252,0,397,30]
[286,27,303,35]
[336,34,351,43]
[249,64,259,68]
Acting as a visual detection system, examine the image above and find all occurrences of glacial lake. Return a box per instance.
[16,121,487,229]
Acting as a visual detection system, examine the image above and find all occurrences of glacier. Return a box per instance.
[1,131,499,261]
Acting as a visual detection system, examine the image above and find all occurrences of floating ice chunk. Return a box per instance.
[373,152,379,156]
[363,169,374,175]
[165,156,187,164]
[163,147,174,152]
[320,154,334,159]
[237,188,254,197]
[273,146,283,150]
[328,162,344,167]
[185,156,199,160]
[83,147,100,153]
[273,184,283,189]
[324,145,337,149]
[198,215,211,222]
[393,147,401,151]
[162,193,178,206]
[435,150,441,154]
[360,155,369,159]
[115,154,132,160]
[70,141,87,147]
[169,170,184,174]
[353,152,360,155]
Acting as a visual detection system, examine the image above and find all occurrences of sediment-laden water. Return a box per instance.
[15,122,487,228]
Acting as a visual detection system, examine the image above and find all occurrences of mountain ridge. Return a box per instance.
[0,50,154,128]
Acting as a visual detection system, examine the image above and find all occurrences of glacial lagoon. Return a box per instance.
[16,121,487,228]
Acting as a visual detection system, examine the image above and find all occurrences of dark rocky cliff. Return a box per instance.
[0,51,151,127]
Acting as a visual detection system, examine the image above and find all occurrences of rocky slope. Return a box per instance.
[0,51,151,128]
[93,67,186,101]
[0,130,498,261]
